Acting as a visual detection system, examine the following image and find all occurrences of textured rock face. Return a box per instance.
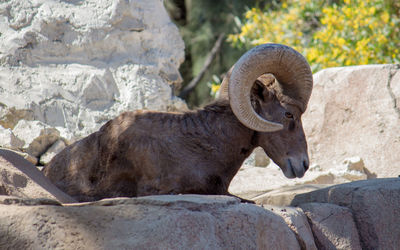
[0,0,185,139]
[266,205,317,250]
[291,178,400,250]
[299,203,361,250]
[0,195,301,250]
[302,64,400,178]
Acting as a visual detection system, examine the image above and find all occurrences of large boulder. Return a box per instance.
[0,0,185,139]
[0,195,302,249]
[291,178,400,249]
[302,64,400,178]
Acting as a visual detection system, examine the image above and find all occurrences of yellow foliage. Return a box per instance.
[229,0,400,72]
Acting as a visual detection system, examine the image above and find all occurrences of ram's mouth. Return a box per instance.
[282,158,306,179]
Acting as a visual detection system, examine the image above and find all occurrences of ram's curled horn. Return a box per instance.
[228,43,313,132]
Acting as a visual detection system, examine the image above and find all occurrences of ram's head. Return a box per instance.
[220,44,313,178]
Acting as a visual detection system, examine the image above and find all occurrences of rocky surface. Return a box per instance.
[302,64,400,178]
[300,203,361,250]
[0,151,55,200]
[1,151,399,249]
[230,156,369,200]
[289,178,400,249]
[0,0,186,164]
[0,195,301,250]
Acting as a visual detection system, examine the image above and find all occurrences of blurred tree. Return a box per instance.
[165,0,266,107]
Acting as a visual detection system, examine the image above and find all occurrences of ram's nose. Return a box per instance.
[282,155,309,179]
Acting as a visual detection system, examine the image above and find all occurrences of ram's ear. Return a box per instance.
[252,76,277,103]
[251,80,266,102]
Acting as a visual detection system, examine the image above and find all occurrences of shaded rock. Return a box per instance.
[265,205,317,250]
[39,139,66,165]
[0,148,38,166]
[0,153,53,199]
[299,203,361,250]
[0,149,76,203]
[291,178,400,249]
[12,120,60,157]
[0,195,301,249]
[303,64,400,178]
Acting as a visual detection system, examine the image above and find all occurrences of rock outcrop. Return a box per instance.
[302,64,400,178]
[0,195,301,250]
[0,0,186,164]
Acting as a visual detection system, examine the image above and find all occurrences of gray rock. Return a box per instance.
[291,178,400,249]
[265,205,317,250]
[300,203,361,250]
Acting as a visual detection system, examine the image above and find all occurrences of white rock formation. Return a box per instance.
[0,0,185,139]
[0,125,24,150]
[12,120,60,157]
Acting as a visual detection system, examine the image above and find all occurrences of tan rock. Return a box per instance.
[254,147,270,167]
[303,64,400,178]
[254,184,330,206]
[0,195,301,249]
[299,203,361,250]
[0,149,77,203]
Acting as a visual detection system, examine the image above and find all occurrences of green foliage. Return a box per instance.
[228,0,400,73]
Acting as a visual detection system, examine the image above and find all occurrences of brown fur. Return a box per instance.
[43,81,309,202]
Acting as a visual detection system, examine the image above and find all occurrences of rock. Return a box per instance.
[0,125,24,150]
[0,148,38,165]
[0,0,185,139]
[254,184,330,206]
[39,139,66,165]
[265,205,317,250]
[291,178,400,249]
[299,203,361,250]
[0,152,54,200]
[303,64,400,178]
[0,195,301,249]
[254,147,270,167]
[0,149,77,203]
[0,106,34,129]
[230,158,367,200]
[12,120,60,157]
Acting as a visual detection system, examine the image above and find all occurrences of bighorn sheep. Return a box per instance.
[43,44,313,202]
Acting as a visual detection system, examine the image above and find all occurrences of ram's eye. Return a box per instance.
[285,112,294,119]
